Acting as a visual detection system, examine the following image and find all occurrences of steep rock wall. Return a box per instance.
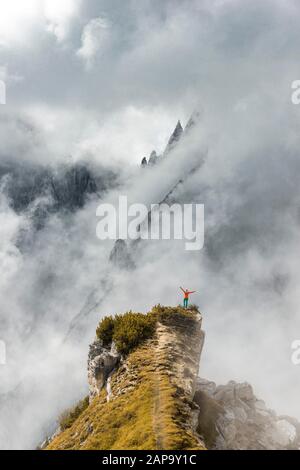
[47,307,206,450]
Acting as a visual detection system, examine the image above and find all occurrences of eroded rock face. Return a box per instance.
[156,312,205,398]
[141,157,148,167]
[164,121,183,155]
[87,340,120,400]
[195,378,300,450]
[148,150,159,165]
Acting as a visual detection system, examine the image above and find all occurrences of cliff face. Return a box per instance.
[154,312,204,398]
[45,306,300,451]
[47,306,205,450]
[0,161,118,234]
[87,341,120,400]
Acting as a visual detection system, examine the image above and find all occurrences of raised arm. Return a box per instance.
[180,287,185,293]
[188,290,196,294]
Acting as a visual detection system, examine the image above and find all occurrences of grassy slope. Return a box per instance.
[47,307,204,450]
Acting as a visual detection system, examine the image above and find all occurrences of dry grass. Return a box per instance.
[48,339,204,450]
[59,396,89,431]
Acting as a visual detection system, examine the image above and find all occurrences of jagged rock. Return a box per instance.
[2,162,98,214]
[38,426,61,450]
[155,310,205,398]
[164,120,183,155]
[235,406,248,424]
[235,382,255,403]
[48,307,206,450]
[87,339,120,400]
[109,239,135,270]
[195,378,300,450]
[0,160,118,243]
[50,164,97,210]
[141,119,185,168]
[46,305,300,451]
[148,150,159,165]
[185,110,201,132]
[196,377,216,396]
[275,420,297,446]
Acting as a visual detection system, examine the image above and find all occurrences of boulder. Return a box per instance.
[87,339,120,400]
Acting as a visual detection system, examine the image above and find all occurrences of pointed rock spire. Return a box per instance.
[148,150,158,166]
[164,120,183,155]
[168,120,183,145]
[141,157,148,167]
[185,110,201,133]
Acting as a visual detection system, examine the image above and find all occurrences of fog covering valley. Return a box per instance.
[0,0,300,449]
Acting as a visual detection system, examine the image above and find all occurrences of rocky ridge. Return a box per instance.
[45,306,300,450]
[46,307,205,450]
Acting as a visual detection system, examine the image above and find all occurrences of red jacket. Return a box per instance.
[180,287,196,299]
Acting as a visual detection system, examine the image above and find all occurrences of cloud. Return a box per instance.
[0,0,41,47]
[44,0,81,43]
[0,192,24,288]
[1,0,299,159]
[76,17,111,69]
[0,0,81,47]
[1,0,300,450]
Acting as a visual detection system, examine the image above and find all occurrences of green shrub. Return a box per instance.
[113,312,156,355]
[151,304,199,319]
[96,315,115,347]
[59,396,89,431]
[96,305,200,356]
[96,311,156,355]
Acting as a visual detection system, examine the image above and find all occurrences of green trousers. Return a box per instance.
[184,298,188,308]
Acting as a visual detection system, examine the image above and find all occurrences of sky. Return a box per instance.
[1,0,300,449]
[0,0,299,164]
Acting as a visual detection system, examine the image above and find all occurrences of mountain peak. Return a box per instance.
[173,119,183,135]
[185,110,201,132]
[164,120,183,155]
[44,305,300,451]
[45,306,205,450]
[148,150,159,165]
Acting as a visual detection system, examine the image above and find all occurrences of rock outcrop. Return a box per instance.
[47,306,206,450]
[185,110,201,133]
[148,150,159,165]
[141,157,148,167]
[140,118,186,167]
[87,340,120,400]
[194,378,300,450]
[0,161,118,236]
[45,305,300,451]
[163,120,183,155]
[155,311,204,398]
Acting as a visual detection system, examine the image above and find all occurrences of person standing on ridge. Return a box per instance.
[180,287,196,308]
